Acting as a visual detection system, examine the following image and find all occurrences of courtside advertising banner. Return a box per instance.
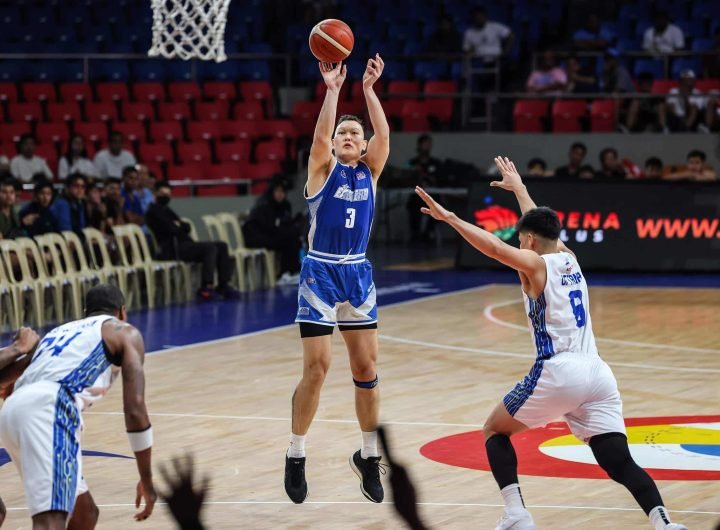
[457,181,720,271]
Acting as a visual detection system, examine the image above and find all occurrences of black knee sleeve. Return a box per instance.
[353,375,378,389]
[485,434,519,490]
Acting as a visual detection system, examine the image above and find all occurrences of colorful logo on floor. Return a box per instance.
[420,415,720,480]
[0,448,132,468]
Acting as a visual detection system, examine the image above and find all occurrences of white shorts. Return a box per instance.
[503,353,626,443]
[0,381,87,516]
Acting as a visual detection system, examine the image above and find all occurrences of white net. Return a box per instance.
[148,0,232,62]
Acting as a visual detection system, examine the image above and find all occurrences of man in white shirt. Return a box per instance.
[94,131,137,179]
[9,134,53,183]
[463,8,514,62]
[643,10,684,55]
[659,69,706,131]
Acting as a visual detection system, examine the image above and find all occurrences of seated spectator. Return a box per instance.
[19,180,58,237]
[595,148,628,179]
[94,131,137,179]
[120,165,145,225]
[0,178,23,239]
[135,164,155,214]
[50,173,87,237]
[664,150,718,181]
[625,72,660,132]
[85,181,109,233]
[0,156,10,179]
[463,8,514,63]
[702,27,720,79]
[406,134,443,242]
[578,165,596,179]
[659,70,706,132]
[527,158,549,176]
[602,49,634,93]
[554,142,588,179]
[10,134,53,183]
[103,177,127,232]
[428,15,461,54]
[705,94,720,132]
[526,51,567,94]
[572,13,613,51]
[643,10,684,55]
[146,181,240,300]
[58,134,96,181]
[565,55,596,93]
[643,157,664,179]
[242,181,303,282]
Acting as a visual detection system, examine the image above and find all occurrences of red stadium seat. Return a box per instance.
[387,80,421,98]
[123,102,155,122]
[113,122,147,143]
[0,123,31,146]
[139,143,174,164]
[150,121,183,142]
[8,102,43,123]
[243,161,281,194]
[424,80,458,96]
[552,100,587,133]
[47,102,82,123]
[337,100,364,117]
[513,100,549,132]
[85,102,118,122]
[178,142,212,164]
[233,101,264,120]
[650,80,678,94]
[36,123,69,145]
[254,139,286,163]
[34,143,58,169]
[187,121,221,141]
[291,100,323,137]
[194,101,229,121]
[215,140,251,162]
[168,82,201,102]
[400,101,431,132]
[219,120,260,141]
[132,82,166,102]
[424,99,454,124]
[590,99,617,132]
[350,80,385,102]
[0,83,19,102]
[314,80,349,101]
[238,81,273,116]
[96,82,129,102]
[696,79,720,92]
[158,102,191,121]
[203,81,236,101]
[255,119,297,140]
[59,83,92,103]
[381,99,406,123]
[22,82,56,102]
[73,122,108,145]
[167,163,206,181]
[197,163,246,196]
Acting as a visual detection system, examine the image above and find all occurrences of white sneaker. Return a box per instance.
[277,272,300,286]
[664,525,688,530]
[494,509,536,530]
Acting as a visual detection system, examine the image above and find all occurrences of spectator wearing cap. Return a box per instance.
[526,51,567,95]
[19,180,58,237]
[572,13,613,51]
[643,157,664,179]
[643,10,684,55]
[665,150,718,181]
[602,49,634,93]
[462,7,514,63]
[10,134,53,183]
[554,143,588,179]
[659,70,706,132]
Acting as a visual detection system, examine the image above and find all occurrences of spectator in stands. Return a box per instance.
[665,150,718,181]
[10,134,53,183]
[643,157,664,179]
[19,180,57,237]
[428,15,461,54]
[121,165,145,225]
[94,131,137,179]
[50,173,87,237]
[659,69,705,132]
[527,158,550,177]
[601,49,635,93]
[0,178,22,239]
[565,55,597,93]
[702,27,720,79]
[624,72,660,132]
[578,165,596,179]
[103,177,126,232]
[406,134,443,242]
[146,181,240,300]
[0,156,10,179]
[135,164,155,214]
[554,142,588,179]
[526,50,567,94]
[58,134,96,181]
[705,94,720,132]
[243,180,303,283]
[595,148,628,179]
[572,13,613,51]
[462,7,514,63]
[85,181,109,233]
[643,10,684,55]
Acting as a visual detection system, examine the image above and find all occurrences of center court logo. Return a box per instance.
[474,206,519,241]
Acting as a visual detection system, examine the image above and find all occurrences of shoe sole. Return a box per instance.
[349,455,382,503]
[495,519,536,530]
[284,483,308,504]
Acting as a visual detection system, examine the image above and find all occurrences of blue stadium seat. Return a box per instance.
[286,24,310,52]
[29,61,60,81]
[92,61,130,82]
[0,62,21,82]
[58,6,87,25]
[619,3,646,20]
[616,37,642,52]
[692,37,714,51]
[381,60,409,81]
[691,1,720,20]
[165,60,193,81]
[633,59,665,79]
[243,42,272,54]
[55,61,85,82]
[414,61,449,81]
[674,19,709,38]
[403,40,426,55]
[450,62,463,80]
[131,60,166,82]
[0,6,21,26]
[197,61,241,82]
[237,60,271,81]
[672,57,703,79]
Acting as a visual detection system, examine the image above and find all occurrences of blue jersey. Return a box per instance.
[306,160,375,262]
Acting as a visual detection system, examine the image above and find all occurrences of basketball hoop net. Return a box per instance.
[148,0,231,62]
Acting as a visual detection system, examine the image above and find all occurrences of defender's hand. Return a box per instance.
[14,327,40,356]
[363,54,384,89]
[491,156,524,191]
[416,187,453,222]
[319,61,347,92]
[134,480,157,521]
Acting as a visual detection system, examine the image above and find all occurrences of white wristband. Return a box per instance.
[127,426,153,453]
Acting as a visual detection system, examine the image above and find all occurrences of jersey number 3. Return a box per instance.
[568,290,586,328]
[345,208,356,229]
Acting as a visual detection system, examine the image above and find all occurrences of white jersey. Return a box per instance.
[15,315,121,411]
[522,252,598,360]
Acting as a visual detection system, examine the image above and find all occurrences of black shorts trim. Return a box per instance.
[339,322,377,332]
[299,322,378,337]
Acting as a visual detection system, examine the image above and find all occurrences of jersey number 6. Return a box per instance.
[345,208,356,229]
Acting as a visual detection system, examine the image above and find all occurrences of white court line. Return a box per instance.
[483,299,720,355]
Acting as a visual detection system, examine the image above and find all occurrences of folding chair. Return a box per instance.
[1,239,52,327]
[83,227,141,309]
[201,214,251,292]
[0,252,20,331]
[218,212,276,289]
[31,235,83,321]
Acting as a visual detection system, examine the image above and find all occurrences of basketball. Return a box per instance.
[309,19,354,63]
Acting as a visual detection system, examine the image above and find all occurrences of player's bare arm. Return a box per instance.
[0,327,39,371]
[360,54,390,180]
[307,62,347,196]
[102,319,157,522]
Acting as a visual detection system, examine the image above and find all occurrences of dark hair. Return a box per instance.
[527,157,547,171]
[154,180,171,191]
[18,133,35,150]
[637,71,655,83]
[570,142,587,153]
[599,147,618,163]
[578,164,595,176]
[0,177,17,190]
[645,156,663,169]
[122,165,138,177]
[34,180,54,194]
[85,283,126,316]
[516,207,562,240]
[417,134,432,145]
[109,131,123,141]
[64,134,88,165]
[336,114,364,129]
[66,173,87,187]
[472,7,486,16]
[687,149,706,162]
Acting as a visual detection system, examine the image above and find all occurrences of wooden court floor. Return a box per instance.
[1,284,719,529]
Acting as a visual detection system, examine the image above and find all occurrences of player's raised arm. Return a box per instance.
[0,327,39,371]
[103,320,157,521]
[361,54,390,179]
[308,62,347,194]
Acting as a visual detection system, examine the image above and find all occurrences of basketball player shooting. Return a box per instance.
[0,284,157,530]
[415,157,687,530]
[285,55,390,504]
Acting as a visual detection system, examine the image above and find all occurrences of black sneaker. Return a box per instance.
[349,450,385,503]
[284,455,308,504]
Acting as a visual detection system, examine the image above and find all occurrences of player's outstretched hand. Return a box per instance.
[416,186,453,222]
[363,53,384,89]
[491,156,524,191]
[319,61,347,92]
[0,494,6,527]
[14,327,40,356]
[134,479,157,521]
[159,454,209,530]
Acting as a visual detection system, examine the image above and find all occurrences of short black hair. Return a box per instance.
[106,177,121,187]
[599,147,618,163]
[687,149,706,161]
[154,180,171,191]
[66,173,86,187]
[18,133,35,146]
[122,165,138,177]
[417,133,432,145]
[34,180,54,193]
[516,206,562,240]
[0,177,17,190]
[527,157,547,171]
[109,131,123,141]
[336,114,364,129]
[645,156,663,169]
[85,283,126,316]
[570,142,587,153]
